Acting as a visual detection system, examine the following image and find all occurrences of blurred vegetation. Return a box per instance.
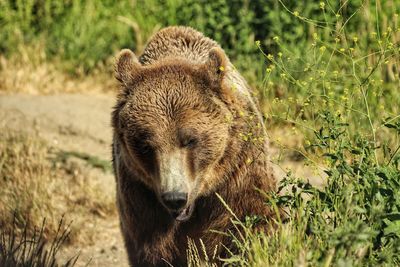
[0,0,399,120]
[0,1,396,75]
[0,128,115,245]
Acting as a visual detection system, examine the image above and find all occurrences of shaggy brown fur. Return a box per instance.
[112,26,276,266]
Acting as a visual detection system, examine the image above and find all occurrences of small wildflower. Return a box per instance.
[339,48,345,53]
[273,36,279,42]
[335,13,341,18]
[319,2,325,9]
[255,40,261,46]
[319,45,326,52]
[219,66,225,72]
[335,37,340,43]
[267,54,274,61]
[266,68,272,73]
[353,37,358,43]
[293,11,299,17]
[225,115,232,122]
[278,52,283,57]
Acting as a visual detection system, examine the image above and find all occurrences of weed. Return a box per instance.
[0,216,79,267]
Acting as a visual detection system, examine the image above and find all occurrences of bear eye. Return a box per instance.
[181,137,197,148]
[134,141,154,156]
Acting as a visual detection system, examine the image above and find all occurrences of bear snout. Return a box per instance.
[161,191,188,211]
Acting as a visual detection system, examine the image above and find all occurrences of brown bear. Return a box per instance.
[112,26,276,266]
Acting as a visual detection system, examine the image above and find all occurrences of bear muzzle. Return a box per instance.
[161,191,195,221]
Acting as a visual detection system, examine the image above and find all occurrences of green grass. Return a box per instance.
[187,1,399,266]
[55,150,112,173]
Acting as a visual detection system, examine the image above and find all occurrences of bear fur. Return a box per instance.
[112,26,276,266]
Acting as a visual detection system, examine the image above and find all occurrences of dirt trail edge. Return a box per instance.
[0,93,128,267]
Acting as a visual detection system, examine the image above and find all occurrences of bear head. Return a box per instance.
[113,48,236,221]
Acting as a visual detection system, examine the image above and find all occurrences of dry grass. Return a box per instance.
[0,44,114,95]
[0,127,115,245]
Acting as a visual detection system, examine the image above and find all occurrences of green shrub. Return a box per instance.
[201,2,400,266]
[2,0,398,82]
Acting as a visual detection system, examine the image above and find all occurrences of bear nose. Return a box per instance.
[161,192,188,211]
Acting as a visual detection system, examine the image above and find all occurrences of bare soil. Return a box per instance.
[0,93,325,266]
[0,93,128,267]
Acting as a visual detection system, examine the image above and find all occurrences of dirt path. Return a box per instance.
[0,93,325,266]
[0,93,128,267]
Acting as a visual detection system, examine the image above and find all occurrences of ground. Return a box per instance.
[0,93,325,266]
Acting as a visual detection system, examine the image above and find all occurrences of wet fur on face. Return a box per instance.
[113,56,233,213]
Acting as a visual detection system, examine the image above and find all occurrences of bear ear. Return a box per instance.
[115,49,141,85]
[205,47,227,85]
